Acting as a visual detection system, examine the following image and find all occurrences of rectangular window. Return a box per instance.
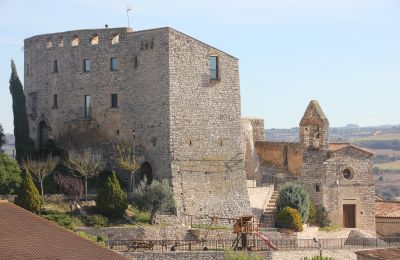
[53,94,58,108]
[31,93,38,115]
[134,56,138,68]
[111,57,118,71]
[84,95,92,118]
[53,60,58,73]
[83,59,91,72]
[111,94,118,108]
[209,56,218,80]
[316,184,321,192]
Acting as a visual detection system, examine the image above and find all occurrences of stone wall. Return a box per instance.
[376,218,400,237]
[122,251,226,260]
[267,249,357,260]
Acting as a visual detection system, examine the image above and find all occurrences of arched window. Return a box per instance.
[71,35,79,46]
[111,33,119,44]
[90,34,99,45]
[58,36,64,47]
[46,37,53,48]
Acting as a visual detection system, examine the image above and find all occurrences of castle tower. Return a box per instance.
[299,100,329,153]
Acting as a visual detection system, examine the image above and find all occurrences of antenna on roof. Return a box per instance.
[126,4,132,28]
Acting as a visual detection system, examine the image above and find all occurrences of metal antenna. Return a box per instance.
[126,4,132,28]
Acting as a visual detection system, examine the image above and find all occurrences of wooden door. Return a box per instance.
[343,204,356,228]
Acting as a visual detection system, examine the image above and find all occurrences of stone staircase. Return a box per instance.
[260,190,279,228]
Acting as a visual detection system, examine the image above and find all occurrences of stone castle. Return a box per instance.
[24,27,250,218]
[24,26,375,232]
[244,101,376,233]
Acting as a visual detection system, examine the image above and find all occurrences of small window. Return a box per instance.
[90,34,99,45]
[83,59,91,72]
[53,94,58,108]
[116,130,120,135]
[111,94,118,108]
[209,56,219,80]
[111,33,119,44]
[134,56,138,68]
[46,37,53,48]
[58,36,64,47]
[71,35,79,46]
[53,60,58,73]
[111,57,118,71]
[316,184,321,192]
[84,95,92,118]
[343,168,355,180]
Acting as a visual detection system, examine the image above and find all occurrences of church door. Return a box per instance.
[343,204,356,228]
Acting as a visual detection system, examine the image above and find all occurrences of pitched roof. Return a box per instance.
[299,100,329,126]
[329,142,374,156]
[355,247,400,259]
[0,200,127,260]
[376,200,400,218]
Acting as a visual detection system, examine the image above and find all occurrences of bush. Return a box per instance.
[80,214,109,228]
[0,153,22,195]
[131,178,175,224]
[96,171,128,219]
[308,201,316,225]
[129,206,151,223]
[313,205,331,227]
[14,170,42,214]
[276,183,310,223]
[224,250,262,260]
[41,210,74,229]
[276,207,303,232]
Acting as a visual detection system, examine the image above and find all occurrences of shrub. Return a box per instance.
[81,214,109,228]
[14,170,42,214]
[129,206,151,223]
[41,210,74,229]
[308,200,316,225]
[131,178,175,224]
[224,249,262,260]
[276,207,303,232]
[96,171,128,219]
[313,205,331,227]
[276,182,310,223]
[0,153,22,195]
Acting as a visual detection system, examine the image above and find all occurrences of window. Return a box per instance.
[71,35,79,46]
[111,33,119,44]
[343,168,355,180]
[46,37,53,48]
[111,57,118,71]
[83,59,91,72]
[53,94,58,108]
[53,60,58,73]
[111,94,118,108]
[209,56,219,80]
[84,95,92,118]
[134,56,138,68]
[90,34,99,45]
[316,184,321,192]
[58,36,64,47]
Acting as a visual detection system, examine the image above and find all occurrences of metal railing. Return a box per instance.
[107,237,400,252]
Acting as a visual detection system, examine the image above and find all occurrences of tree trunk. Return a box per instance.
[149,206,158,224]
[130,172,134,192]
[40,180,44,201]
[85,176,88,201]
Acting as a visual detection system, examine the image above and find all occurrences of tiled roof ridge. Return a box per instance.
[329,142,374,156]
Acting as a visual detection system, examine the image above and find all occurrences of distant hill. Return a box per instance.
[2,134,15,158]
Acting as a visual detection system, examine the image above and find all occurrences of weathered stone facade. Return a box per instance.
[252,101,376,233]
[24,27,250,218]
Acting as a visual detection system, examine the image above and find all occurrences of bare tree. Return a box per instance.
[67,148,105,200]
[54,174,83,212]
[115,144,141,192]
[23,155,58,198]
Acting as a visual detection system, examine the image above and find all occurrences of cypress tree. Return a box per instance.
[15,170,42,214]
[9,60,33,162]
[96,171,127,218]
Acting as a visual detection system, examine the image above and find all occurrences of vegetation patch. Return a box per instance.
[224,250,262,260]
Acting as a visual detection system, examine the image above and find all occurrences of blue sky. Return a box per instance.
[0,0,399,133]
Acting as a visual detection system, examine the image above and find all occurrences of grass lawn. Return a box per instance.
[353,133,400,142]
[375,160,400,170]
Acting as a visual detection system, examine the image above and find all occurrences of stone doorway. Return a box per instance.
[135,162,153,185]
[343,204,356,228]
[38,120,50,147]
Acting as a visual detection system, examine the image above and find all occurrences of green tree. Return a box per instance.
[276,207,303,232]
[276,182,310,223]
[9,60,34,162]
[132,178,175,224]
[96,171,127,218]
[0,153,22,194]
[0,124,5,149]
[15,170,42,214]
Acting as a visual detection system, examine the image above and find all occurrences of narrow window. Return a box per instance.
[111,33,119,44]
[90,34,99,45]
[53,60,58,73]
[53,94,58,108]
[46,37,53,48]
[116,129,120,135]
[71,35,79,47]
[58,36,64,47]
[134,56,138,68]
[316,184,321,192]
[111,57,118,71]
[111,94,118,108]
[83,59,91,72]
[209,56,219,80]
[84,95,92,118]
[31,93,38,115]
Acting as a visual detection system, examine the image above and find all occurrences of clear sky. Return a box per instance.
[0,0,399,133]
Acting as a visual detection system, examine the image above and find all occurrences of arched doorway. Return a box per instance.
[135,162,153,185]
[38,121,50,147]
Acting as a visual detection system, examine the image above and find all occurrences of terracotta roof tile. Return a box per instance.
[0,201,128,260]
[376,200,400,218]
[355,247,400,259]
[329,143,374,156]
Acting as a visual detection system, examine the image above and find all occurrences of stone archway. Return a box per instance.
[135,162,153,185]
[38,120,50,147]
